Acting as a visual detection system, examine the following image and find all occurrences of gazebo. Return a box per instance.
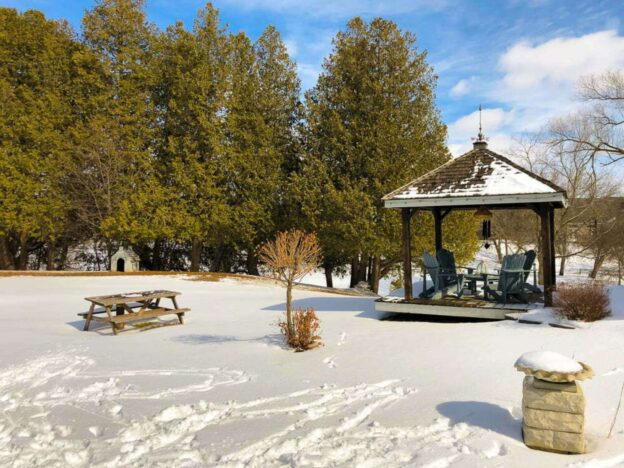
[377,137,567,319]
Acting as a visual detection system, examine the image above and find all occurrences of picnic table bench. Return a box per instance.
[81,290,189,335]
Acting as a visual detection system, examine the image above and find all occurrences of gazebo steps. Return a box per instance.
[375,296,541,320]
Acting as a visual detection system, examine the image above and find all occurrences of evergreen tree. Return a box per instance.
[76,0,158,265]
[0,8,92,269]
[147,5,229,271]
[248,26,301,273]
[304,17,476,291]
[215,27,300,273]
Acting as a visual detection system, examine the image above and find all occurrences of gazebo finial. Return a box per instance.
[473,105,488,148]
[478,104,484,140]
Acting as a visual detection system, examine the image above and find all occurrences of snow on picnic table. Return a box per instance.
[0,274,624,467]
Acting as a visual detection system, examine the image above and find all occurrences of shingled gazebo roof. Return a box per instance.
[383,142,567,209]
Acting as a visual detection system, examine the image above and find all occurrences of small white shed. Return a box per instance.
[111,246,140,272]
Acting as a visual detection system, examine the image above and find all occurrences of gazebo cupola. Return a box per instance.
[382,134,567,307]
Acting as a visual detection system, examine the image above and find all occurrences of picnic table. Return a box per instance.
[81,290,189,335]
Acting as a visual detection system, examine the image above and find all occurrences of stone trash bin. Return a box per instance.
[514,351,593,454]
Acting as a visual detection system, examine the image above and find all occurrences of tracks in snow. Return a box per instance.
[0,351,513,467]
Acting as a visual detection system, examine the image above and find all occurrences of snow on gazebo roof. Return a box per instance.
[383,141,567,209]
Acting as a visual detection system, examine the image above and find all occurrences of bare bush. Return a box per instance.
[554,282,611,322]
[278,308,321,351]
[259,230,322,350]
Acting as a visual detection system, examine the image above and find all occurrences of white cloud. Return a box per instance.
[284,38,299,57]
[447,107,516,156]
[450,79,470,97]
[446,30,624,157]
[298,63,323,92]
[448,107,512,141]
[495,30,624,106]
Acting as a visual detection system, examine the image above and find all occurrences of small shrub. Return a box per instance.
[554,282,611,322]
[278,307,322,351]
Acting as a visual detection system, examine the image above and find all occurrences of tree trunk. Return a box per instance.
[190,238,201,272]
[286,278,295,340]
[211,244,233,272]
[357,254,368,284]
[0,236,14,270]
[46,241,55,271]
[369,255,381,294]
[349,256,359,287]
[324,264,333,288]
[58,242,69,270]
[558,255,566,276]
[246,250,259,275]
[589,255,605,279]
[17,236,29,270]
[152,238,163,271]
[493,239,503,262]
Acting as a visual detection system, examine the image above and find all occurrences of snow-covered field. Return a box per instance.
[1,274,624,467]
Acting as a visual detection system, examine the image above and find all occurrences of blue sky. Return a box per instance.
[4,0,624,155]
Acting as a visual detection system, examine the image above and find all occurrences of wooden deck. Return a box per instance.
[375,295,542,320]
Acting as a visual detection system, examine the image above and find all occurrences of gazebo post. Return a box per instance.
[549,207,556,290]
[433,208,442,252]
[402,208,413,300]
[538,205,554,307]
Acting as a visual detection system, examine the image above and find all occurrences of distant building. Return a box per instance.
[111,246,140,272]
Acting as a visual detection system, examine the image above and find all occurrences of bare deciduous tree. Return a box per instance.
[550,71,624,165]
[259,230,322,339]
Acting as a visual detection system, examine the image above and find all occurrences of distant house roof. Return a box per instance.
[383,141,567,209]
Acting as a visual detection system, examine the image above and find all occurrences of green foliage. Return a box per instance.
[0,8,92,267]
[299,17,478,288]
[0,6,478,277]
[80,0,157,246]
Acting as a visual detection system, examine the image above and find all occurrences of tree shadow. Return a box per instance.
[172,333,286,347]
[437,401,522,441]
[262,296,380,319]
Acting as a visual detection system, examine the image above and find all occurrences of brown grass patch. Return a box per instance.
[0,270,365,296]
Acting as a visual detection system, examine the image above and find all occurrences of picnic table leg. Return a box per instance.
[172,297,184,324]
[115,304,125,330]
[105,306,118,335]
[83,303,95,331]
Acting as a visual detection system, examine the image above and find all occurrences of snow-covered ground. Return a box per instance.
[1,273,624,467]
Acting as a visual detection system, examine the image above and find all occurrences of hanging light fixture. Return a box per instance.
[474,207,493,219]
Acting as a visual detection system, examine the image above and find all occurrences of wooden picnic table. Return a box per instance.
[81,290,189,335]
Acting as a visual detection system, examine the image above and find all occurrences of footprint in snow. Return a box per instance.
[323,357,336,369]
[337,332,347,346]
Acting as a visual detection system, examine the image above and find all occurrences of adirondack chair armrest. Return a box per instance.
[456,265,474,274]
[501,268,531,274]
[437,272,462,278]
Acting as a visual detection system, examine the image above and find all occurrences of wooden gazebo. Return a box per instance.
[380,138,567,316]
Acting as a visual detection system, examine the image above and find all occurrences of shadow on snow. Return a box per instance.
[262,296,380,319]
[172,333,285,347]
[436,400,522,441]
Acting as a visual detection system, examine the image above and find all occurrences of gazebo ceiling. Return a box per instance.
[383,142,567,209]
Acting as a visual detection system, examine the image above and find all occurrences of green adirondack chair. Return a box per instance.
[437,248,480,294]
[485,253,529,304]
[436,249,457,275]
[420,252,465,300]
[522,250,541,293]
